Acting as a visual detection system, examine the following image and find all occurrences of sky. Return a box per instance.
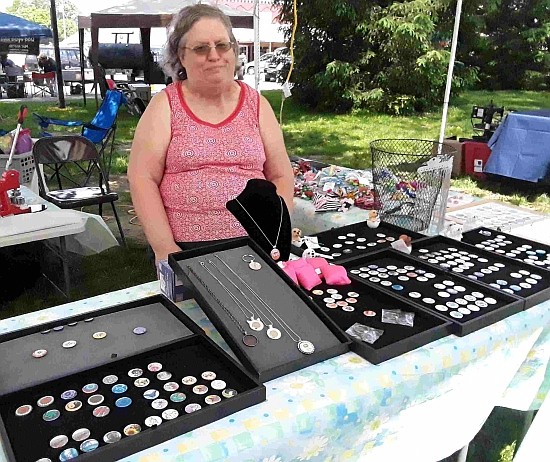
[0,0,119,15]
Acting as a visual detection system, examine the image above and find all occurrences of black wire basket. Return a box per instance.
[370,139,456,232]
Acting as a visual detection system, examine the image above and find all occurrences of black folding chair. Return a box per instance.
[32,135,126,246]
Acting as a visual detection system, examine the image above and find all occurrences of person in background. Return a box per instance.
[0,53,16,70]
[128,4,294,268]
[37,53,57,96]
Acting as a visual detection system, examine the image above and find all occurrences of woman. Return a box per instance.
[128,4,294,267]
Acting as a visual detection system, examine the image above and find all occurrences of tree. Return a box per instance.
[7,0,79,39]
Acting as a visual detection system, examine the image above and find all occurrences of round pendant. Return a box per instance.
[247,318,264,331]
[270,248,281,260]
[242,334,258,347]
[249,261,262,271]
[266,326,282,339]
[298,340,315,355]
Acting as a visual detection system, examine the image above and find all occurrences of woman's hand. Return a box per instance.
[154,244,184,269]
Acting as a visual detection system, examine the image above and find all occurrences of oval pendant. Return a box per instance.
[270,248,281,260]
[249,261,262,271]
[247,318,264,331]
[297,340,315,355]
[266,326,282,340]
[242,334,258,347]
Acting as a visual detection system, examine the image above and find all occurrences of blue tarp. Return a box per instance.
[0,12,52,38]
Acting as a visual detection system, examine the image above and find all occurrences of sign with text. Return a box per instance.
[0,37,39,55]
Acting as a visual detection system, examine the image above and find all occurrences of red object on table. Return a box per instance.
[0,170,29,217]
[463,141,492,179]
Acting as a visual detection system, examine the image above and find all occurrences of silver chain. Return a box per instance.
[186,265,249,336]
[207,258,276,327]
[214,254,303,343]
[234,195,283,251]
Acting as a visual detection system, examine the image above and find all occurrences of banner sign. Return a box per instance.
[0,37,39,55]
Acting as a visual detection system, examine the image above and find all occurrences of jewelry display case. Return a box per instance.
[307,279,453,364]
[461,227,550,272]
[341,249,524,336]
[0,296,265,462]
[409,235,550,309]
[169,238,350,382]
[291,221,424,262]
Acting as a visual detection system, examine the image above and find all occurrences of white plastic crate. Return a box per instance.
[0,151,35,184]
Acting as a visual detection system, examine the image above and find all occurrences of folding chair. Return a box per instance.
[33,89,126,183]
[31,71,57,97]
[32,135,126,246]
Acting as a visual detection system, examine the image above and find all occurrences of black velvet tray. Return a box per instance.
[411,235,550,309]
[461,227,550,272]
[169,237,350,382]
[0,296,265,462]
[342,249,524,336]
[307,279,452,364]
[291,221,424,263]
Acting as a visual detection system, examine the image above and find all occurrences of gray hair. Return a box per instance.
[161,4,239,81]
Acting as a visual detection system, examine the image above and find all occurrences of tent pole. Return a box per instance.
[254,0,260,91]
[79,27,86,106]
[438,0,463,148]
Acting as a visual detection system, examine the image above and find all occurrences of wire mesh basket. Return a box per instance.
[370,139,455,232]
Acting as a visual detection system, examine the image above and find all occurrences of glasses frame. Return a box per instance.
[182,41,236,57]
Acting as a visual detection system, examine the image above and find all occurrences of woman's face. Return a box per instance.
[179,18,236,86]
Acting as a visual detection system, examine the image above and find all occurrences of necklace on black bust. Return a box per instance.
[234,195,283,261]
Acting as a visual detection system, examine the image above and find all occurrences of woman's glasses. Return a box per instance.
[183,41,234,56]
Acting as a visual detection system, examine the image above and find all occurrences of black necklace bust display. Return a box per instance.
[226,179,291,261]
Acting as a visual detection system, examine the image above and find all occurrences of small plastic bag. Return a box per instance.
[345,323,384,344]
[381,308,415,327]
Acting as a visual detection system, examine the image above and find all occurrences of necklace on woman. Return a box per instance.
[234,196,283,261]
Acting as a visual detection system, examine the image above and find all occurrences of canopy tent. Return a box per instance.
[0,12,52,39]
[77,0,254,104]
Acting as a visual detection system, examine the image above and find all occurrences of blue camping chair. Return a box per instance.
[33,89,126,184]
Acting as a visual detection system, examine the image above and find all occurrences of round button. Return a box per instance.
[222,389,238,398]
[193,384,209,395]
[151,398,168,410]
[92,331,107,339]
[163,381,180,392]
[115,397,132,408]
[102,375,118,385]
[92,405,110,418]
[128,368,143,378]
[162,409,179,420]
[62,340,77,349]
[134,377,150,388]
[157,371,172,381]
[182,376,197,386]
[184,403,202,413]
[37,396,54,407]
[103,430,121,444]
[32,349,47,359]
[59,448,79,461]
[211,380,227,390]
[82,383,98,394]
[133,326,147,335]
[65,400,82,412]
[205,395,222,405]
[61,390,77,400]
[112,383,128,394]
[15,404,32,417]
[80,439,99,453]
[72,428,91,442]
[87,394,104,406]
[144,416,163,427]
[363,310,377,317]
[50,434,68,449]
[124,423,142,436]
[143,389,160,400]
[170,392,187,403]
[42,409,60,422]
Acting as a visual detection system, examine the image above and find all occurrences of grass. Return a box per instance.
[0,90,545,462]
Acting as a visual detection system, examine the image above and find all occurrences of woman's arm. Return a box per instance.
[128,91,181,264]
[258,94,295,212]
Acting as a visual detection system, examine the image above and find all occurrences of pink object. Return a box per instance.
[306,257,330,272]
[281,264,298,285]
[15,129,32,154]
[160,81,266,242]
[295,265,322,291]
[321,265,351,285]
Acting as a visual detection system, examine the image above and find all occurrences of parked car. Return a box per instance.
[265,47,291,82]
[24,46,90,71]
[244,52,274,75]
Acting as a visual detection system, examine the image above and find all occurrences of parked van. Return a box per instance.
[24,46,90,71]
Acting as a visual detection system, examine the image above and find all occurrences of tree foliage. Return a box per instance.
[7,0,79,39]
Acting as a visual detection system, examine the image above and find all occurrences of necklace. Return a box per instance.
[199,262,264,332]
[214,254,315,355]
[209,258,282,340]
[186,265,259,347]
[234,195,283,261]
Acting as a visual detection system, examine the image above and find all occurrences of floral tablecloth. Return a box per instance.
[0,281,548,462]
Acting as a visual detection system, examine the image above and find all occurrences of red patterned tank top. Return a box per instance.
[160,81,266,242]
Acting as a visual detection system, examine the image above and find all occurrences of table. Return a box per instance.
[486,110,550,182]
[0,281,547,462]
[513,392,550,462]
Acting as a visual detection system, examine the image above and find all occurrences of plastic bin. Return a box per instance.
[0,151,35,184]
[370,139,455,233]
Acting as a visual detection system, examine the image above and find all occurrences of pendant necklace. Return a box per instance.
[234,196,283,261]
[214,255,315,354]
[208,258,282,340]
[199,262,264,332]
[186,265,259,347]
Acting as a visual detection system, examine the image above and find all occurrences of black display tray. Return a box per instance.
[342,249,524,336]
[0,296,265,462]
[169,237,350,382]
[291,221,424,262]
[307,279,452,364]
[461,227,550,272]
[411,235,550,309]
